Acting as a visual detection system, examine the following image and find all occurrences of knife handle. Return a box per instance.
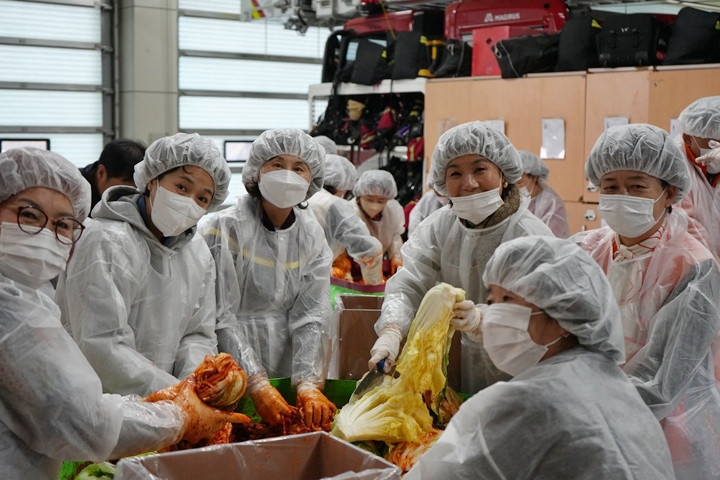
[376,358,386,373]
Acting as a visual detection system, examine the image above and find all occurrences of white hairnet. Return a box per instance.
[134,133,231,211]
[678,96,720,140]
[483,236,625,363]
[324,154,357,191]
[585,124,691,203]
[353,170,398,199]
[0,147,91,221]
[314,135,338,155]
[243,129,325,200]
[430,121,523,196]
[519,151,549,180]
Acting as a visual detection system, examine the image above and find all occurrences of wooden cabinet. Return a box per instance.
[648,67,720,127]
[473,73,587,204]
[425,72,587,203]
[565,201,601,235]
[583,66,720,202]
[424,65,720,206]
[425,78,475,171]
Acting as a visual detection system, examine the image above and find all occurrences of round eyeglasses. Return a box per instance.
[7,205,85,245]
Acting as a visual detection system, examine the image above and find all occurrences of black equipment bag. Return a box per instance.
[350,39,391,85]
[310,83,344,141]
[392,31,430,80]
[434,40,472,78]
[597,14,671,67]
[412,11,445,37]
[664,7,720,65]
[556,16,602,71]
[493,33,561,79]
[321,29,356,83]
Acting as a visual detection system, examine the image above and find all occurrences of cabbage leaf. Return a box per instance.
[331,283,465,444]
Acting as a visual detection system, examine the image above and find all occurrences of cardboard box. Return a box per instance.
[335,295,384,381]
[115,432,401,480]
[333,294,462,392]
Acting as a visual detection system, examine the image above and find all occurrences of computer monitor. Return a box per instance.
[0,139,50,152]
[224,141,253,163]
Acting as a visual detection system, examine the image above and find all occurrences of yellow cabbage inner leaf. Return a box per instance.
[331,283,465,444]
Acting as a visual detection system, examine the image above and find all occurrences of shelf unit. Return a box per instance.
[308,78,428,99]
[308,78,428,128]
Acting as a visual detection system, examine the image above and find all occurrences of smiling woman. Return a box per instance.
[261,155,312,178]
[574,123,720,479]
[0,147,242,480]
[1,190,82,242]
[144,165,216,240]
[369,121,554,394]
[0,149,88,290]
[445,155,504,197]
[444,155,506,226]
[598,170,675,246]
[200,129,337,431]
[55,133,233,401]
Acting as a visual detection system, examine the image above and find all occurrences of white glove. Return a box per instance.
[361,264,384,285]
[359,254,384,285]
[368,325,403,372]
[698,140,720,174]
[450,300,482,333]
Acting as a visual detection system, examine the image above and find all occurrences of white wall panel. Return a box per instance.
[180,96,308,130]
[0,0,100,43]
[0,90,102,127]
[180,56,320,93]
[179,16,325,58]
[0,45,101,85]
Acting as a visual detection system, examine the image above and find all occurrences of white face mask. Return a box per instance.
[259,169,310,209]
[0,222,71,290]
[450,187,504,225]
[360,198,386,218]
[598,189,666,239]
[519,186,531,198]
[150,185,207,237]
[482,303,563,376]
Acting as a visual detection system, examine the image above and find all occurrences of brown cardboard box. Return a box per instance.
[115,432,401,480]
[334,294,463,392]
[336,295,384,381]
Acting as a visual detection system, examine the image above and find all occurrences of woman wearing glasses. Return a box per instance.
[0,148,245,479]
[56,133,232,397]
